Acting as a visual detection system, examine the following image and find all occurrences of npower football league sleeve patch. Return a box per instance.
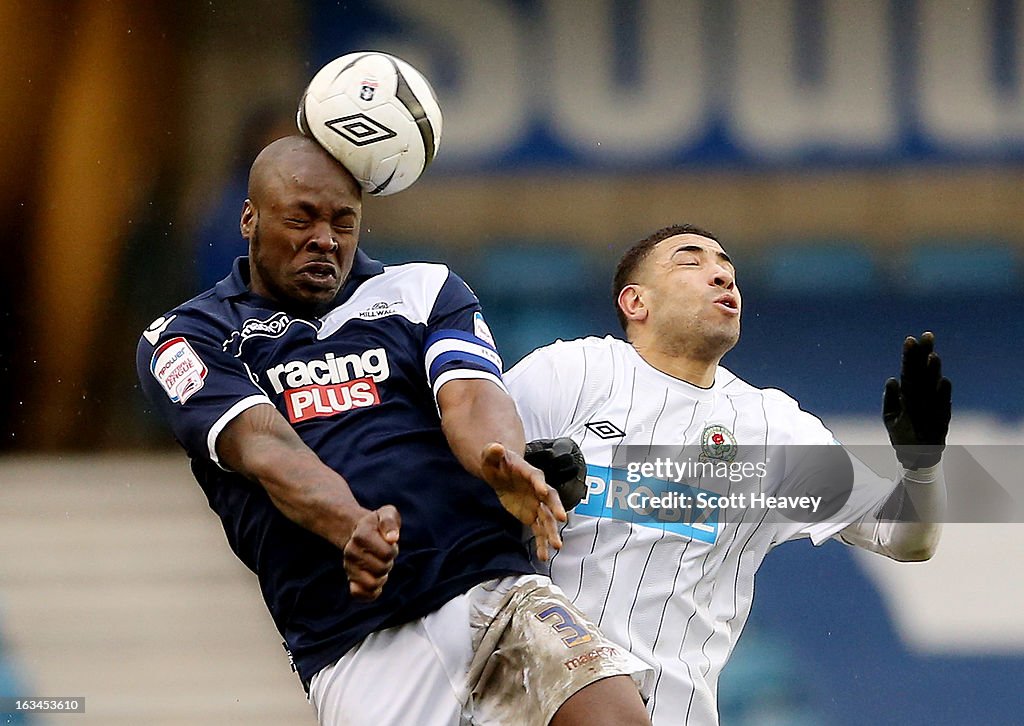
[151,337,208,404]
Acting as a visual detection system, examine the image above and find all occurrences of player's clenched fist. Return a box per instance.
[344,506,401,601]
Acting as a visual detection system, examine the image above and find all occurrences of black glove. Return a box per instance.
[883,331,952,469]
[524,437,587,511]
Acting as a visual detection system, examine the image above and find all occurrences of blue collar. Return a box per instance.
[214,249,386,305]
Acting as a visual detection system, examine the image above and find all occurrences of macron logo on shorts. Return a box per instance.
[151,337,207,405]
[265,348,390,423]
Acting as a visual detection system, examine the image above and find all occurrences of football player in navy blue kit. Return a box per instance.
[136,136,651,726]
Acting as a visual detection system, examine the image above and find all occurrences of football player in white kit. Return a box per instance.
[506,224,951,725]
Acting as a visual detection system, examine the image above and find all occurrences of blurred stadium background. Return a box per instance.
[1,0,1022,723]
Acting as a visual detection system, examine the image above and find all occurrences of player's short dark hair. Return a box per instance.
[612,224,720,333]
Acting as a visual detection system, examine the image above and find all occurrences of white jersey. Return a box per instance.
[505,336,895,726]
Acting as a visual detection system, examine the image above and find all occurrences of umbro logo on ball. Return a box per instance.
[325,114,397,146]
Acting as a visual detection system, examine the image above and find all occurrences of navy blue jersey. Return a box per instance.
[136,250,534,684]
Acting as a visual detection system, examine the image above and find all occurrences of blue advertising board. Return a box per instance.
[309,0,1024,169]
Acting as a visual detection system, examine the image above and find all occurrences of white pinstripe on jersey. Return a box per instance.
[506,336,894,726]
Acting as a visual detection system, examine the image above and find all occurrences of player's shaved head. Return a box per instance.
[247,135,360,206]
[239,134,363,314]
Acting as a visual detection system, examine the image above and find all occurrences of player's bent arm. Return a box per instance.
[437,378,566,559]
[437,378,528,478]
[839,463,946,562]
[216,402,371,550]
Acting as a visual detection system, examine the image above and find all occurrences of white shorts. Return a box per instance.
[308,574,652,726]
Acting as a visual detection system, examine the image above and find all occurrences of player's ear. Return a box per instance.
[240,200,256,240]
[618,284,647,323]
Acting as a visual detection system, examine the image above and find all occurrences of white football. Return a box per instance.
[297,51,443,196]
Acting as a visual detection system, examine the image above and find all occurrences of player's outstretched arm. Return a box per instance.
[437,379,567,561]
[840,332,951,561]
[217,403,400,599]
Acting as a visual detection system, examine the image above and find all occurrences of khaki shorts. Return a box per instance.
[467,574,653,726]
[309,574,652,726]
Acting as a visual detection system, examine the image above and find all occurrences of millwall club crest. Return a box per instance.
[358,300,402,320]
[700,424,737,462]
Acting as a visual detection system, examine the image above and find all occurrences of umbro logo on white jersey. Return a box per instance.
[585,421,626,439]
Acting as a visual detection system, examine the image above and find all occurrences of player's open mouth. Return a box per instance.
[713,294,739,314]
[299,262,338,282]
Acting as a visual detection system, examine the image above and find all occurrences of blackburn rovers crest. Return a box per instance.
[700,424,737,462]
